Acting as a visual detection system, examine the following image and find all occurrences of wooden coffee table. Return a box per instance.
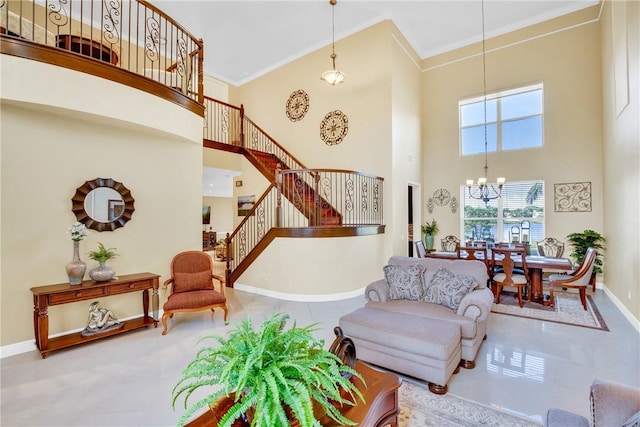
[184,360,401,427]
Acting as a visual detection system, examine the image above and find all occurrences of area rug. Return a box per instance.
[491,290,608,331]
[398,381,542,426]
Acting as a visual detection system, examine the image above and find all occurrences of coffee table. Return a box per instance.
[184,360,401,427]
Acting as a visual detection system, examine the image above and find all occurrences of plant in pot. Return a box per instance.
[421,218,439,250]
[172,312,364,427]
[566,229,605,286]
[87,242,118,281]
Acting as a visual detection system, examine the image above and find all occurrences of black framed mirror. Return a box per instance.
[71,178,135,232]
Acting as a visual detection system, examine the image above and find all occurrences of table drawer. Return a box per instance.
[49,287,106,304]
[110,280,153,295]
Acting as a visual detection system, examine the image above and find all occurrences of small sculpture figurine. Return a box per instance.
[81,301,123,337]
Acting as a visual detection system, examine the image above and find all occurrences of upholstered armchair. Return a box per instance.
[548,247,596,311]
[545,379,640,427]
[161,251,228,335]
[441,235,461,252]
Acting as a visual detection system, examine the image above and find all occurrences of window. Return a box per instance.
[460,83,543,155]
[461,180,544,247]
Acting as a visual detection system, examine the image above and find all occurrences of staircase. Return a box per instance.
[203,96,384,286]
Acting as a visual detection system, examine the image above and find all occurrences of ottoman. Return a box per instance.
[339,306,461,394]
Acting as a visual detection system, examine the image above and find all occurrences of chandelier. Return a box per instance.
[320,0,345,85]
[466,0,505,206]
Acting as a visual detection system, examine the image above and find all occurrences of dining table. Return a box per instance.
[426,250,574,305]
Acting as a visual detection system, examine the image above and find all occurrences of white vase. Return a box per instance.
[89,261,115,281]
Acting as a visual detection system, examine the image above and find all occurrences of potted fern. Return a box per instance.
[172,312,364,427]
[87,242,118,281]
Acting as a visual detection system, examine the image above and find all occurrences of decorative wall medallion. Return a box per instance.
[554,182,592,212]
[285,89,309,122]
[320,110,348,146]
[433,189,451,206]
[426,197,434,214]
[450,196,458,214]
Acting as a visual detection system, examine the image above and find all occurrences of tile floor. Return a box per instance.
[1,286,638,426]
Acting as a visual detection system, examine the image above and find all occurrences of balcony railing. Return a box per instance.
[1,0,203,111]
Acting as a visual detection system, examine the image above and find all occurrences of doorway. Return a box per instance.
[407,183,421,257]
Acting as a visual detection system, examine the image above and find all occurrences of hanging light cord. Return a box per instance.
[331,0,337,67]
[481,0,488,179]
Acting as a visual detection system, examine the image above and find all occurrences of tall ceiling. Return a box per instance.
[155,0,600,86]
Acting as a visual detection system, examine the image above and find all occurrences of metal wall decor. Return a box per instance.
[320,110,348,145]
[427,189,457,214]
[554,182,592,212]
[285,89,309,122]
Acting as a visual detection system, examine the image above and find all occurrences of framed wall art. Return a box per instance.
[554,182,592,212]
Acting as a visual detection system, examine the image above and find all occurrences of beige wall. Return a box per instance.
[202,196,234,235]
[421,8,604,256]
[600,0,640,320]
[0,57,203,346]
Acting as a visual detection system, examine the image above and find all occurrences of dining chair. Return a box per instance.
[491,247,530,308]
[161,250,228,335]
[537,237,565,258]
[457,245,490,279]
[415,241,427,258]
[441,235,460,252]
[548,247,597,311]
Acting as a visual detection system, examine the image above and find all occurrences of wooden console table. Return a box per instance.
[185,360,401,427]
[30,272,159,358]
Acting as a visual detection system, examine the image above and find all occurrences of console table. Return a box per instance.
[30,272,159,358]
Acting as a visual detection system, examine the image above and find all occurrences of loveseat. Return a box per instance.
[363,255,494,368]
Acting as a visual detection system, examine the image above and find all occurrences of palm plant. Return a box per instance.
[566,229,605,274]
[172,312,364,427]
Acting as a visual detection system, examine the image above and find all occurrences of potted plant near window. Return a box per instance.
[566,229,605,287]
[87,242,118,281]
[172,312,364,427]
[421,219,439,250]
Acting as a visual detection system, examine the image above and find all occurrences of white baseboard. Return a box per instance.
[233,282,365,302]
[602,284,640,334]
[0,313,160,359]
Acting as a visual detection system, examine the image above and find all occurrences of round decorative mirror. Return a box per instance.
[71,178,135,232]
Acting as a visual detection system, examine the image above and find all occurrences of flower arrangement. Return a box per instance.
[88,243,118,263]
[68,222,87,241]
[421,218,439,236]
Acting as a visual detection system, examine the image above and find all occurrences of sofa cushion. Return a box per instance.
[387,256,488,290]
[383,264,425,301]
[366,300,478,340]
[424,266,477,311]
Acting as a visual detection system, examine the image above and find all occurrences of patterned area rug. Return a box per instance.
[399,381,542,426]
[491,290,608,331]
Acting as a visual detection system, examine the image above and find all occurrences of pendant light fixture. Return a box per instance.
[321,0,345,85]
[466,0,505,206]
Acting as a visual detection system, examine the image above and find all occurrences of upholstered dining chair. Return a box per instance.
[441,235,461,252]
[161,250,228,335]
[548,247,597,311]
[491,247,530,308]
[537,237,565,258]
[415,241,427,258]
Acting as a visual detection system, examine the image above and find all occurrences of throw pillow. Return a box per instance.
[173,270,212,293]
[622,411,640,427]
[424,266,478,311]
[383,264,425,301]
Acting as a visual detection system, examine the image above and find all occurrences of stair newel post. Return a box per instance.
[197,39,204,105]
[224,233,231,285]
[276,165,282,227]
[239,104,245,148]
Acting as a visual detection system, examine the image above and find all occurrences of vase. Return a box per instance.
[424,234,434,250]
[66,240,86,285]
[89,261,115,282]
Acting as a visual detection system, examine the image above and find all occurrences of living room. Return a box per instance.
[1,0,638,425]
